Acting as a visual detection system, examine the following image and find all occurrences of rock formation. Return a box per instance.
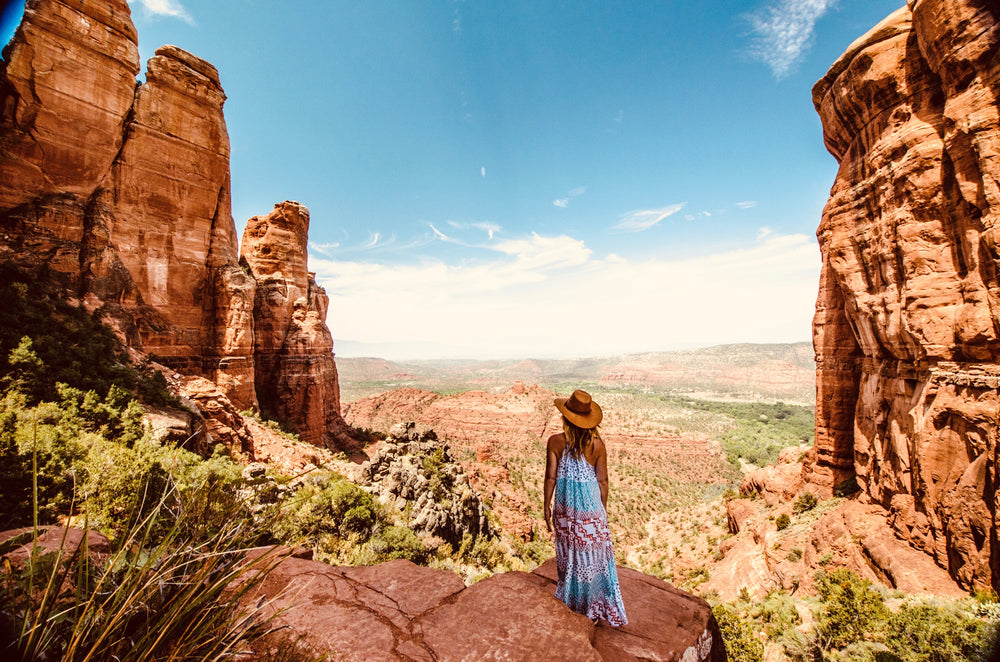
[810,0,1000,590]
[358,422,492,547]
[241,201,345,449]
[0,0,349,452]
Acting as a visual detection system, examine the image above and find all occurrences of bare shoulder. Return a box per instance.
[547,432,566,455]
[586,434,607,465]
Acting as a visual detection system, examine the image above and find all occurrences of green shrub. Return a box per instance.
[815,569,888,650]
[793,492,817,514]
[365,525,427,563]
[272,475,386,559]
[881,602,998,662]
[327,480,379,535]
[714,604,764,662]
[776,514,791,530]
[0,270,175,409]
[341,505,376,538]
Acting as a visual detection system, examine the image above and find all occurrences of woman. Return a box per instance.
[544,389,627,626]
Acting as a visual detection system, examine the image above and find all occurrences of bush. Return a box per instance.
[815,569,888,650]
[793,492,817,514]
[0,270,175,409]
[364,525,427,564]
[881,602,998,662]
[714,604,764,662]
[776,514,791,530]
[752,591,801,638]
[341,505,376,538]
[272,475,387,560]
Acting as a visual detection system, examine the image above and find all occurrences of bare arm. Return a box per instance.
[543,434,562,532]
[594,439,609,511]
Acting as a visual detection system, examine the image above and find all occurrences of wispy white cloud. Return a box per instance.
[309,241,340,256]
[472,222,501,239]
[757,226,774,240]
[614,109,624,124]
[129,0,194,24]
[612,203,687,232]
[312,231,820,359]
[364,232,383,249]
[481,166,486,178]
[452,0,464,33]
[747,0,838,79]
[434,221,501,242]
[736,201,759,209]
[553,185,586,209]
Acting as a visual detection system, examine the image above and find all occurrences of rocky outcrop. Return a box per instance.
[811,0,1000,590]
[181,377,255,458]
[707,490,965,601]
[241,201,348,450]
[246,555,724,662]
[358,422,492,547]
[0,0,349,452]
[740,445,808,505]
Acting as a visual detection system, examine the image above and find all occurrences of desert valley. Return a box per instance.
[2,0,1000,661]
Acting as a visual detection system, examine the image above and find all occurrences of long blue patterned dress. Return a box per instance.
[553,446,628,626]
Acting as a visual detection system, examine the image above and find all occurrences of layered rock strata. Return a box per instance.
[0,1,256,406]
[0,0,349,451]
[811,0,1000,590]
[241,201,345,449]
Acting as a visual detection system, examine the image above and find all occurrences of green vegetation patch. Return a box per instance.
[0,272,175,408]
[660,396,814,469]
[712,571,999,662]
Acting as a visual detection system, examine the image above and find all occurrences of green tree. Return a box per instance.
[815,569,888,650]
[714,604,764,662]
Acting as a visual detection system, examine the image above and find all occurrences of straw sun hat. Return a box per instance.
[554,389,603,429]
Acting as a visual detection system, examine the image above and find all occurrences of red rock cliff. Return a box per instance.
[0,0,348,450]
[811,0,1000,590]
[241,201,346,449]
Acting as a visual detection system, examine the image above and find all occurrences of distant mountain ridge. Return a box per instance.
[337,342,815,404]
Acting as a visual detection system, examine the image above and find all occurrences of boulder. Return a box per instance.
[248,555,725,661]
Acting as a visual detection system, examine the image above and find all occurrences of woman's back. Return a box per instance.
[543,390,627,626]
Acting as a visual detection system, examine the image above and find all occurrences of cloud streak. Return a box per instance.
[612,203,687,232]
[553,185,587,209]
[129,0,194,24]
[747,0,837,79]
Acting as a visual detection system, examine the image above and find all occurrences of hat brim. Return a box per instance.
[554,397,603,429]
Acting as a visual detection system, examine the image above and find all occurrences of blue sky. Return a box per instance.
[2,0,904,359]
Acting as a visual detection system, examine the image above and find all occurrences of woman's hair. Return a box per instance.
[563,416,600,459]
